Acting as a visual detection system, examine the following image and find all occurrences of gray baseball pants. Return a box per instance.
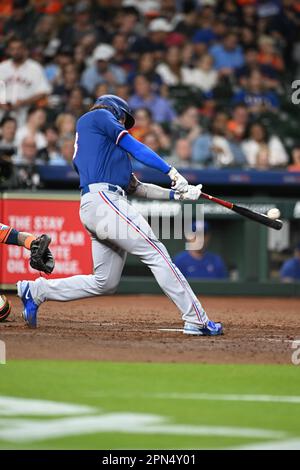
[27,184,208,326]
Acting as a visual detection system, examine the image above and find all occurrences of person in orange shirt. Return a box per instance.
[129,108,170,153]
[288,145,300,172]
[257,35,284,73]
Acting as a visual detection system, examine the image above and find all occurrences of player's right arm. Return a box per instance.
[126,174,202,201]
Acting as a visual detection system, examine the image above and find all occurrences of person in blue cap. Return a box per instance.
[280,243,300,282]
[174,221,228,279]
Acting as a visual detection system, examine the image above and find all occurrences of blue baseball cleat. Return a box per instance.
[17,281,39,328]
[183,320,223,336]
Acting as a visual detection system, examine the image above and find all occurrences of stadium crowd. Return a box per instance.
[1,0,300,189]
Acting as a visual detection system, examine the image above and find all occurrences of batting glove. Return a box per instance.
[168,167,188,193]
[174,184,202,201]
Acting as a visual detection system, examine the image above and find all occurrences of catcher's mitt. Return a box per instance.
[30,234,55,274]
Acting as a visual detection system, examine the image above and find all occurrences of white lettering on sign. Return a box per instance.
[7,259,26,273]
[33,216,65,231]
[7,216,32,231]
[4,209,90,278]
[59,231,85,246]
[50,246,71,260]
[7,246,22,259]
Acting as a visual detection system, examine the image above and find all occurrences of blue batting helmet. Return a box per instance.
[94,94,135,129]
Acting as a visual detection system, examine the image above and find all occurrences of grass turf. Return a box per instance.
[0,361,299,449]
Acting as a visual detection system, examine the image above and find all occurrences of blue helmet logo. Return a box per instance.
[94,94,135,129]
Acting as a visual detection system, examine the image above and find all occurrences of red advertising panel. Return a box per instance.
[0,197,92,287]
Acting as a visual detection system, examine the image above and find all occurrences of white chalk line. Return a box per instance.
[0,397,286,443]
[88,391,300,405]
[232,438,300,450]
[81,325,297,343]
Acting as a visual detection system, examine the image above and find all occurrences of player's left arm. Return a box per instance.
[126,174,202,201]
[119,134,188,193]
[95,109,189,192]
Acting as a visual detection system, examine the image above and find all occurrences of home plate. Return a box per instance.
[158,328,183,332]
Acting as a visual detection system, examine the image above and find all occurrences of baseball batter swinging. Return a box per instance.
[17,95,223,336]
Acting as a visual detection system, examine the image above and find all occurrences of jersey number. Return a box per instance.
[73,132,78,160]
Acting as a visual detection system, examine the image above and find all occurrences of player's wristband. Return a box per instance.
[169,190,176,200]
[24,235,36,250]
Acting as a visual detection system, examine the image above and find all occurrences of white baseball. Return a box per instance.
[267,208,281,220]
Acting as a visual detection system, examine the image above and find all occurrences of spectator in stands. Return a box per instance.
[65,87,87,119]
[280,243,300,282]
[232,69,280,115]
[192,5,217,46]
[156,46,183,86]
[93,83,110,101]
[130,17,171,58]
[55,113,76,139]
[53,64,82,108]
[242,122,288,168]
[57,135,75,165]
[257,35,285,73]
[174,221,228,279]
[288,144,300,172]
[240,26,256,51]
[112,32,135,74]
[37,126,61,163]
[182,53,218,92]
[114,5,140,38]
[3,0,38,41]
[12,135,41,188]
[15,107,47,152]
[0,38,51,124]
[225,121,247,167]
[128,52,162,93]
[130,108,170,152]
[209,32,245,76]
[171,106,202,143]
[74,44,87,75]
[49,46,74,88]
[13,135,39,165]
[235,48,280,89]
[129,74,176,123]
[167,138,193,168]
[115,84,130,102]
[192,111,239,167]
[143,133,162,155]
[228,104,249,140]
[174,0,198,38]
[34,14,60,53]
[81,44,126,95]
[59,0,99,48]
[0,116,17,154]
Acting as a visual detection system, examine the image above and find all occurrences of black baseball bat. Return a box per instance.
[200,192,283,231]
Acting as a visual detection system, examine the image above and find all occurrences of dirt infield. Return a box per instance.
[1,294,300,364]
